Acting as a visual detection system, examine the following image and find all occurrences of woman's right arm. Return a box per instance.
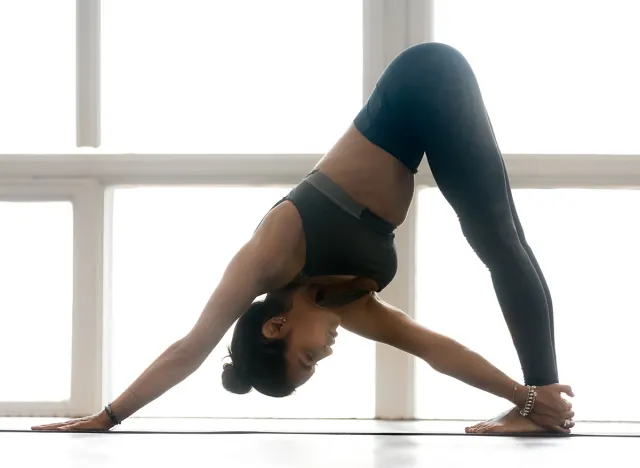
[105,239,274,424]
[31,204,303,431]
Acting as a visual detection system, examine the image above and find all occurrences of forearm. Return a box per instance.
[340,297,526,406]
[106,340,204,422]
[422,335,519,403]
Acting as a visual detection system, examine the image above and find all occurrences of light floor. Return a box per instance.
[2,418,639,467]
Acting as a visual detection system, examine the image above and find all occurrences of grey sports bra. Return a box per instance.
[266,170,398,293]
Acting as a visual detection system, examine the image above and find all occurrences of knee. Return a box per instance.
[460,214,523,258]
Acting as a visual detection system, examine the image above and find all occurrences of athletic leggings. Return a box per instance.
[354,42,558,386]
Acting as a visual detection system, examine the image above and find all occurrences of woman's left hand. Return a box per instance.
[524,384,575,433]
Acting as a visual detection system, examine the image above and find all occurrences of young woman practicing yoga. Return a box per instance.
[32,42,574,434]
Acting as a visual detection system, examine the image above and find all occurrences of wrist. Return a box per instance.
[102,403,122,426]
[98,409,117,428]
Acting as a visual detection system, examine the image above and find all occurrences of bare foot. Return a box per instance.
[465,407,545,434]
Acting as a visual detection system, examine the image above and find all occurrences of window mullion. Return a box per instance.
[367,0,430,420]
[76,0,101,147]
[68,181,106,416]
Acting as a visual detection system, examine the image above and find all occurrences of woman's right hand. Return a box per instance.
[524,384,575,433]
[31,410,115,432]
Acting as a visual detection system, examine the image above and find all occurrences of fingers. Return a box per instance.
[530,412,574,434]
[543,418,571,434]
[549,410,574,427]
[553,384,575,397]
[39,424,78,432]
[557,418,575,432]
[31,416,91,430]
[31,422,80,432]
[555,417,575,432]
[60,424,78,431]
[31,422,69,431]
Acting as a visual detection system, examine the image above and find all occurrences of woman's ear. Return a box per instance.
[262,316,290,339]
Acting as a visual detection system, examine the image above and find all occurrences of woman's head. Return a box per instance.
[222,286,339,397]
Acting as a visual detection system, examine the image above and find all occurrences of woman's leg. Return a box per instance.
[392,42,558,387]
[500,159,557,368]
[489,110,558,371]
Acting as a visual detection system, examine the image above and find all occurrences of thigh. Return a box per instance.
[407,44,513,225]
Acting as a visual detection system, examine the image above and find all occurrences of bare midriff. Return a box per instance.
[314,124,416,227]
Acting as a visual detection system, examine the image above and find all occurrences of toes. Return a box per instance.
[465,422,484,434]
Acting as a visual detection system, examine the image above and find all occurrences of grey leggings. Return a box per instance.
[354,42,558,386]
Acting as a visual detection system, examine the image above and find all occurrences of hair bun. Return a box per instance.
[222,363,252,394]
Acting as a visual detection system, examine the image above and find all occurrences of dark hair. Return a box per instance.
[221,291,295,398]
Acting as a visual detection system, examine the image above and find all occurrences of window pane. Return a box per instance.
[110,187,375,418]
[102,1,363,153]
[415,188,640,422]
[0,201,73,401]
[0,1,75,153]
[433,0,640,154]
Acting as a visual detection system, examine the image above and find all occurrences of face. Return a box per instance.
[262,288,340,388]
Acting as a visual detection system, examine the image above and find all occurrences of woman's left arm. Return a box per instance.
[340,294,574,430]
[340,294,519,404]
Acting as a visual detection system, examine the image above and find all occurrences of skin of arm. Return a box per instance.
[339,293,526,407]
[103,203,304,423]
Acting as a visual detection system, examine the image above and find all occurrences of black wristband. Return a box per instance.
[104,403,121,425]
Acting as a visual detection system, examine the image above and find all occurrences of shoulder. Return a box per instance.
[339,294,422,350]
[249,200,306,290]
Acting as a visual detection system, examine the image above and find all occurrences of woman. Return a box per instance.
[32,42,574,434]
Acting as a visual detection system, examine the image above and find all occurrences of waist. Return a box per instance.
[300,170,396,235]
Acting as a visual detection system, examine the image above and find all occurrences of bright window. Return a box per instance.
[433,0,640,154]
[415,188,640,422]
[101,0,363,153]
[110,187,375,418]
[0,1,75,153]
[0,201,73,401]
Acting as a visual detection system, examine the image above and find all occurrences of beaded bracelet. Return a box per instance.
[104,403,121,425]
[519,385,537,417]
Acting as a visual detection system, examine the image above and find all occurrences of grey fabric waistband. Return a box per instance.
[301,170,396,234]
[303,170,365,219]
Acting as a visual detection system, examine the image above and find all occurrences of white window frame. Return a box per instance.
[0,180,104,417]
[2,0,640,420]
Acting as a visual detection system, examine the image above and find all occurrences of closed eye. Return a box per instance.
[289,352,317,387]
[301,352,316,371]
[297,358,315,382]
